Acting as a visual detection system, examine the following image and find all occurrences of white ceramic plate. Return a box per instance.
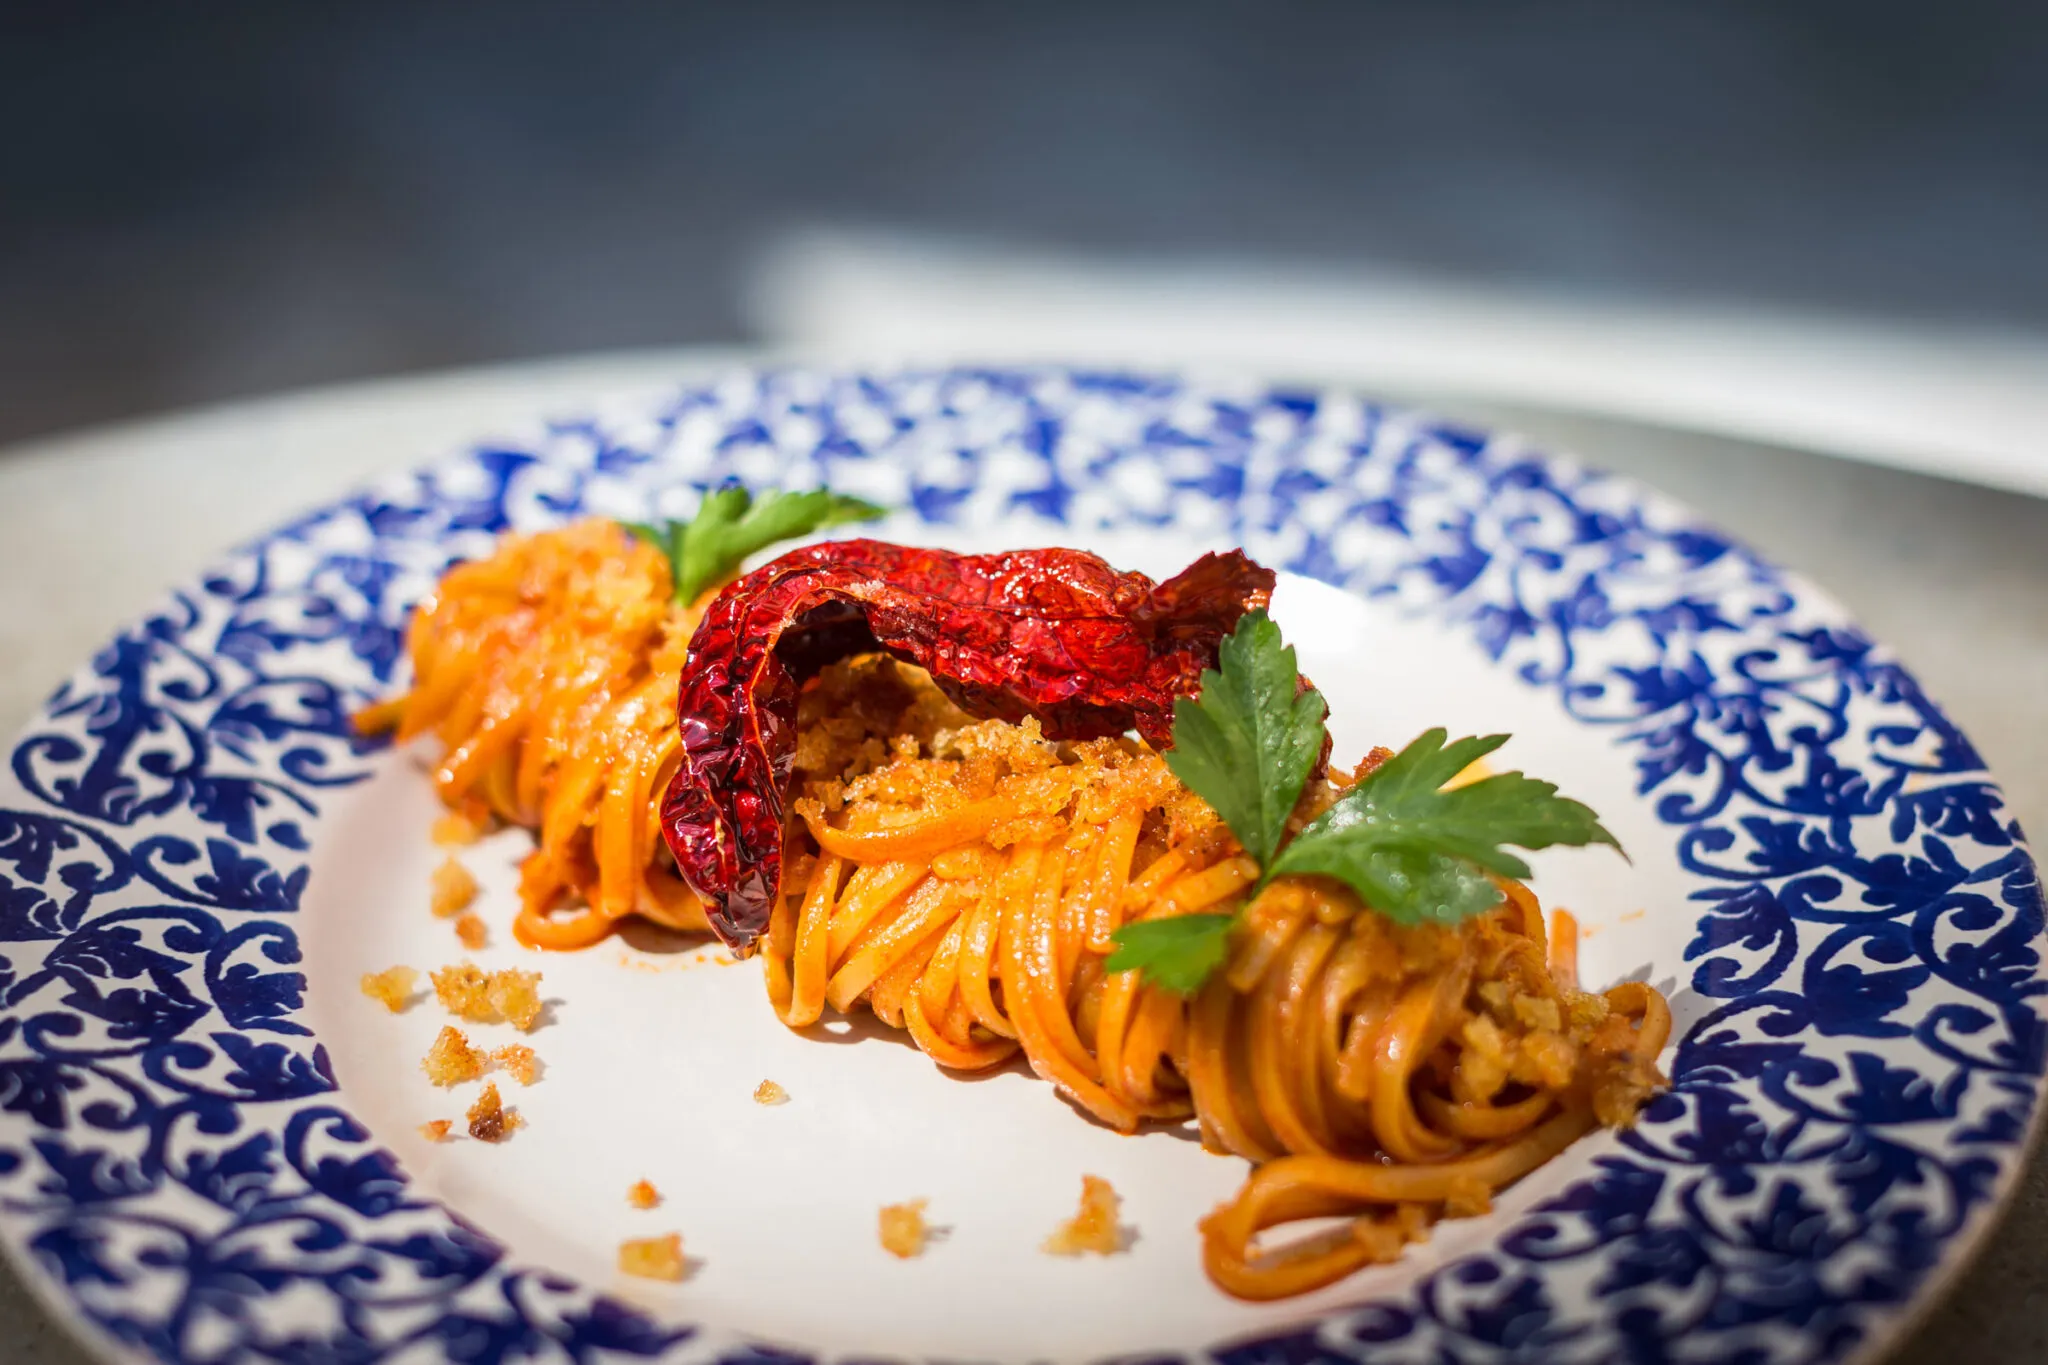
[0,368,2039,1365]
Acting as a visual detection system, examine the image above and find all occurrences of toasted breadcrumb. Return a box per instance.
[431,963,544,1030]
[878,1199,930,1259]
[492,1044,539,1086]
[627,1180,660,1210]
[419,1119,452,1142]
[1042,1175,1124,1256]
[488,968,544,1030]
[431,963,493,1020]
[359,966,418,1012]
[466,1082,521,1143]
[422,1026,488,1086]
[618,1233,686,1281]
[454,913,488,950]
[430,857,479,919]
[431,810,482,847]
[753,1079,788,1105]
[1512,992,1564,1034]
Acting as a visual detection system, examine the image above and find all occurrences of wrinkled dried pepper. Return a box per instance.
[660,539,1276,951]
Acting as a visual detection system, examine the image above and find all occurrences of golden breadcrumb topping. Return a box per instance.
[430,857,479,919]
[752,1079,789,1105]
[358,966,418,1013]
[421,1026,487,1086]
[627,1180,660,1210]
[431,810,483,848]
[454,913,488,950]
[1512,992,1564,1034]
[1042,1175,1124,1256]
[466,1082,521,1142]
[488,969,544,1030]
[418,1119,452,1142]
[430,963,492,1020]
[878,1199,930,1259]
[492,1044,539,1086]
[431,963,544,1030]
[618,1233,686,1281]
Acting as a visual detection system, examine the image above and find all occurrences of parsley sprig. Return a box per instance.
[627,484,886,605]
[1162,611,1327,870]
[1105,609,1620,993]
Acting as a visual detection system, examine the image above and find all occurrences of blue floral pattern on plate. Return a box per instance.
[0,368,2038,1364]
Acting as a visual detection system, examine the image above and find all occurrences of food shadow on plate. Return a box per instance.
[1613,961,1696,1038]
[790,1004,1205,1147]
[1610,962,1712,1080]
[615,919,717,955]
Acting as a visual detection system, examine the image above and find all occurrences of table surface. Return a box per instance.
[1,353,2042,1364]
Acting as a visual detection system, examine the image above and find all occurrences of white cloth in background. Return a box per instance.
[747,230,2048,500]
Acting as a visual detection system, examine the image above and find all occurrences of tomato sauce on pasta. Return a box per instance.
[360,520,1669,1301]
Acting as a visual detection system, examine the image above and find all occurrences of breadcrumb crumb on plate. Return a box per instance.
[431,810,482,847]
[627,1180,660,1210]
[430,857,479,919]
[753,1079,788,1105]
[358,966,417,1012]
[431,963,544,1030]
[418,1120,452,1142]
[1042,1175,1124,1256]
[454,913,488,950]
[431,963,493,1020]
[421,1026,487,1086]
[618,1234,687,1281]
[466,1083,521,1142]
[492,1044,540,1086]
[487,970,544,1030]
[878,1200,930,1259]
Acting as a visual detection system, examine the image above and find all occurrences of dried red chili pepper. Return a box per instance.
[660,539,1276,952]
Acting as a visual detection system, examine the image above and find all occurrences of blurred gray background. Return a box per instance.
[2,0,2045,447]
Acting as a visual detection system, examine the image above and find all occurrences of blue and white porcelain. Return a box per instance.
[0,368,2037,1365]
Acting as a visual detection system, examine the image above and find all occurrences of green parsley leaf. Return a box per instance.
[633,485,887,605]
[1163,609,1327,869]
[675,485,886,605]
[1265,728,1621,925]
[1104,913,1236,994]
[623,520,688,580]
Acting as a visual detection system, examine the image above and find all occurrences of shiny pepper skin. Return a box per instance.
[659,539,1276,952]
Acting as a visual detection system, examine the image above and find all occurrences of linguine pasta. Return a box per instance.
[361,520,1670,1300]
[357,520,711,948]
[773,655,1668,1298]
